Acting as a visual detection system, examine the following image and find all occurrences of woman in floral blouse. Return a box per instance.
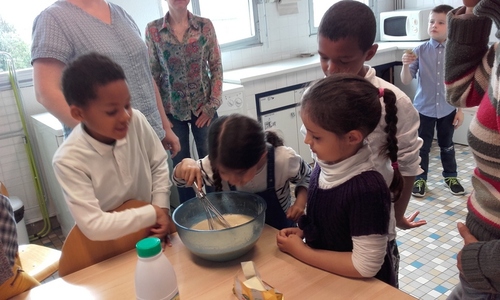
[146,0,223,203]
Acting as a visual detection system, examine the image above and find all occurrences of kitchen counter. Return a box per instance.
[13,225,415,300]
[223,82,244,93]
[223,42,423,84]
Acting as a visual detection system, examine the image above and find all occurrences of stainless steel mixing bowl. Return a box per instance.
[172,191,267,262]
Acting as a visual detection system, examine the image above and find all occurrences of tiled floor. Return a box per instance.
[396,142,472,300]
[29,143,473,299]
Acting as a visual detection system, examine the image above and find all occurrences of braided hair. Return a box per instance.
[301,73,403,201]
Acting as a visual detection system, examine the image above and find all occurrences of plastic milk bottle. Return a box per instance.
[135,237,179,300]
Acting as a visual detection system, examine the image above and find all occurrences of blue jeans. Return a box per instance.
[168,112,217,203]
[448,275,500,300]
[417,111,458,181]
[389,239,400,288]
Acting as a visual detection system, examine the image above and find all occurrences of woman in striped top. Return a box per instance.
[445,0,500,298]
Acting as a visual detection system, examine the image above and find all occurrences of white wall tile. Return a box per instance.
[275,75,287,89]
[0,143,16,156]
[296,70,309,84]
[286,73,298,86]
[264,79,278,93]
[1,154,18,164]
[0,86,52,225]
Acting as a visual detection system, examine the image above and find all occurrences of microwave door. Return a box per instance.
[406,16,411,38]
[383,16,407,40]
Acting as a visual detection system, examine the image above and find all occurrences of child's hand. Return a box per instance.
[288,186,307,222]
[397,210,427,229]
[463,0,480,8]
[456,1,478,16]
[456,222,479,274]
[286,204,305,222]
[278,226,304,238]
[402,50,417,65]
[150,205,172,246]
[276,228,306,255]
[174,158,203,188]
[453,110,464,129]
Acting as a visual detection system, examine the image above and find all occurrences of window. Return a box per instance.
[308,0,371,35]
[161,0,260,51]
[0,0,56,72]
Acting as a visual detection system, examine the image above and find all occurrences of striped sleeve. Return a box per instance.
[445,8,493,108]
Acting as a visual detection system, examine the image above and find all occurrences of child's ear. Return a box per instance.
[364,44,378,61]
[259,150,267,162]
[346,130,364,145]
[70,105,85,122]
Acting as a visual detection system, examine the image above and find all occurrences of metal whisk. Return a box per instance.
[192,182,231,230]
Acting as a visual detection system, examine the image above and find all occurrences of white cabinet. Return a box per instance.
[259,90,295,112]
[31,113,74,237]
[262,107,300,154]
[256,85,313,164]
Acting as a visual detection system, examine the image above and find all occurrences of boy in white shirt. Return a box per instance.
[299,1,425,286]
[310,1,425,229]
[53,52,173,242]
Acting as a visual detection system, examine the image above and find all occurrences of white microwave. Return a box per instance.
[380,8,432,42]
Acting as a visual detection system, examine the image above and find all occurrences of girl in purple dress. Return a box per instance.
[277,74,402,287]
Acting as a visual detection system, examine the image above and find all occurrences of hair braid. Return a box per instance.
[264,130,284,147]
[381,88,404,202]
[211,166,223,192]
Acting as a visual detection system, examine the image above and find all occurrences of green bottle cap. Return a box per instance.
[136,237,162,258]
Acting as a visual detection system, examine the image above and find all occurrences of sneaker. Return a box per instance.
[444,177,465,195]
[412,179,426,197]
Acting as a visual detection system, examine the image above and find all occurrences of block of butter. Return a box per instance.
[233,261,284,300]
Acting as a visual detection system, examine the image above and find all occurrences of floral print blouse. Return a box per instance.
[146,12,223,121]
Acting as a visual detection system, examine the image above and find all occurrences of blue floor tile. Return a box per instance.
[410,261,424,268]
[429,233,440,239]
[434,285,449,293]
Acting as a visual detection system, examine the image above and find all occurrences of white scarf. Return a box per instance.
[317,144,376,189]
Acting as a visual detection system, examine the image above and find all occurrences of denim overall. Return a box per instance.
[232,144,294,230]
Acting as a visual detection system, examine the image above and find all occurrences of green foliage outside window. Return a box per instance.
[0,16,31,72]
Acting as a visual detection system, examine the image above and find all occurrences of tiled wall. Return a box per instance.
[0,89,34,209]
[0,86,51,224]
[222,0,394,71]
